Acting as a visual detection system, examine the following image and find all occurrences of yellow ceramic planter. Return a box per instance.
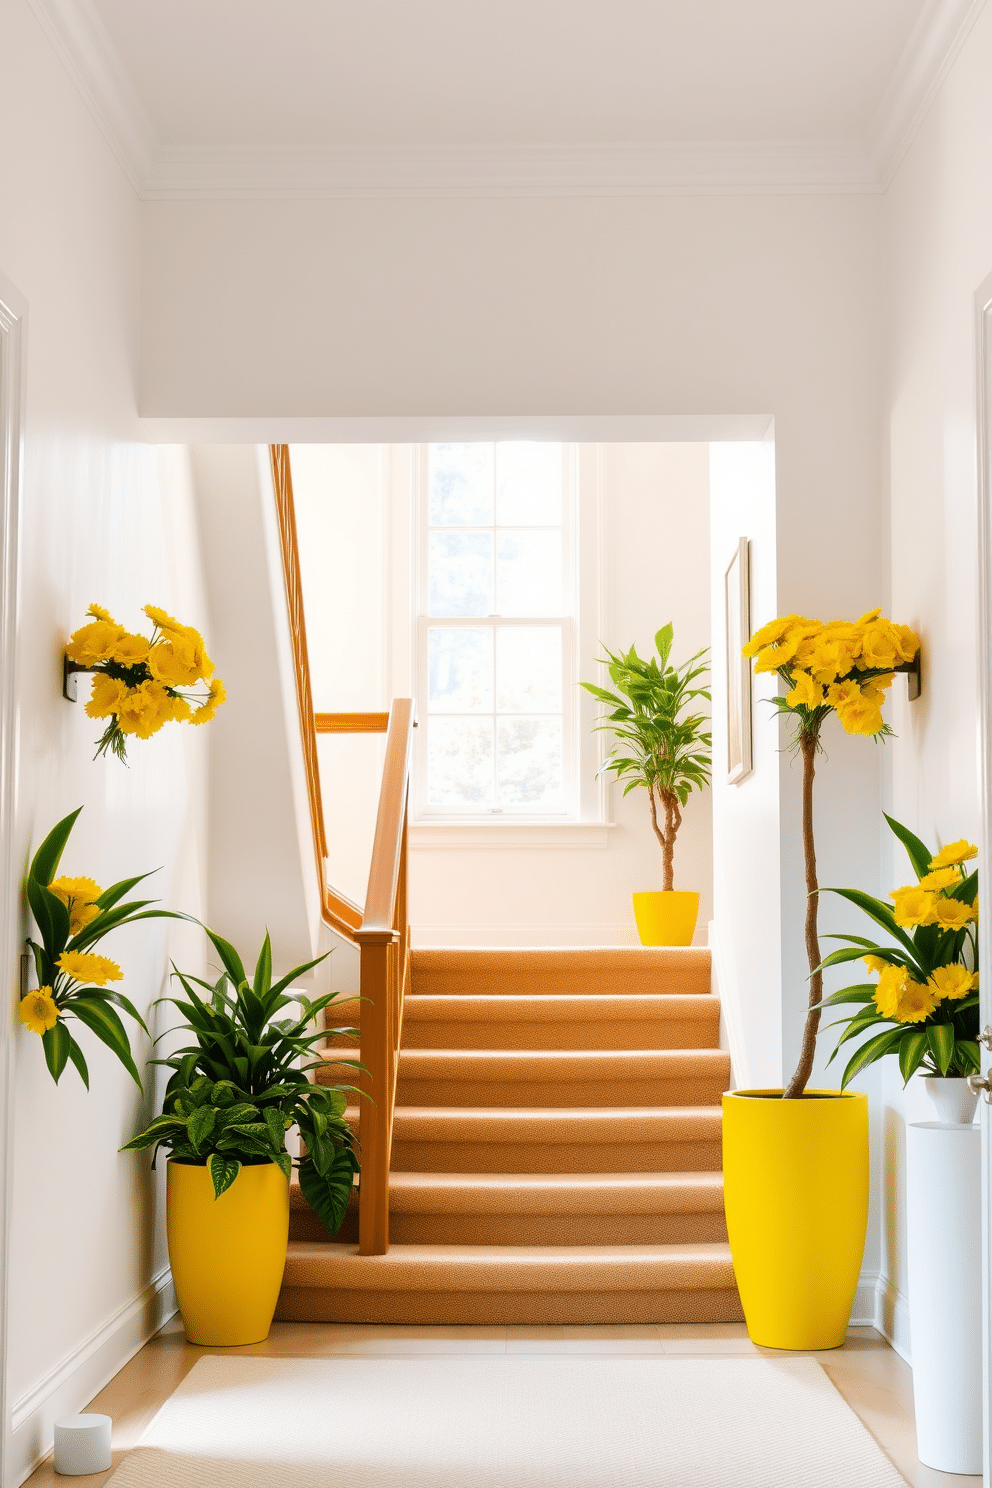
[166,1159,290,1346]
[632,891,700,946]
[722,1089,869,1350]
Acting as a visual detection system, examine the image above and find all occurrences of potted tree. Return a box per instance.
[582,623,711,945]
[123,929,361,1346]
[722,609,921,1350]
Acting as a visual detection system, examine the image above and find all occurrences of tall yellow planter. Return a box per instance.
[167,1159,290,1346]
[632,891,700,946]
[722,1089,869,1350]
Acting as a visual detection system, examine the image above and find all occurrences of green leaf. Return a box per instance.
[30,808,82,887]
[66,1034,90,1089]
[822,887,922,964]
[298,1147,358,1236]
[898,1029,929,1084]
[95,872,155,911]
[928,1023,956,1077]
[273,1151,292,1184]
[820,985,880,1007]
[69,997,142,1089]
[839,1026,906,1089]
[253,933,273,999]
[42,1021,71,1083]
[207,1153,241,1199]
[187,1105,217,1154]
[204,930,248,988]
[884,814,934,881]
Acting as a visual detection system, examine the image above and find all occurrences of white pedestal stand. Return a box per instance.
[906,1121,982,1475]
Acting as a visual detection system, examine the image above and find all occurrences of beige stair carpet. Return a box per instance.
[284,946,742,1324]
[105,1353,907,1488]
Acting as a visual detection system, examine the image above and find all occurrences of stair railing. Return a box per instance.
[269,444,415,1256]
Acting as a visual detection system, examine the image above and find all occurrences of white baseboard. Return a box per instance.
[873,1273,912,1364]
[10,1268,176,1486]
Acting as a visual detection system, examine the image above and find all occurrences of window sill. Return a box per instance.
[409,821,614,850]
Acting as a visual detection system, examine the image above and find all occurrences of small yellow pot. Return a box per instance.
[166,1159,290,1346]
[632,891,700,946]
[722,1089,869,1350]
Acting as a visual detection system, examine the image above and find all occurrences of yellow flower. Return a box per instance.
[109,632,150,666]
[49,876,102,933]
[859,673,894,703]
[895,624,922,663]
[929,840,979,869]
[188,677,226,726]
[143,604,185,635]
[929,965,977,1001]
[742,614,807,657]
[929,898,977,929]
[890,885,936,927]
[19,988,60,1034]
[57,951,122,986]
[834,697,885,737]
[863,955,891,975]
[873,965,939,1023]
[785,670,825,710]
[85,674,128,721]
[86,604,118,624]
[919,866,962,891]
[794,624,860,683]
[753,622,821,674]
[856,617,903,671]
[66,619,126,667]
[116,681,175,739]
[826,680,861,710]
[148,632,213,687]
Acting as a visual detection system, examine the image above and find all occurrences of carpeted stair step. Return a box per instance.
[290,1170,728,1246]
[392,1048,729,1108]
[411,946,712,998]
[275,1240,743,1325]
[401,993,719,1051]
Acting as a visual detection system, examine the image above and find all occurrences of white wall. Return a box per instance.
[291,441,713,946]
[0,4,208,1480]
[873,1,992,1359]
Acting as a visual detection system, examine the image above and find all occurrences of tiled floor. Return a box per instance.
[23,1319,980,1487]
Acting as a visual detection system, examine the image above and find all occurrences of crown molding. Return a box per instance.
[142,140,878,200]
[25,0,156,191]
[866,0,987,188]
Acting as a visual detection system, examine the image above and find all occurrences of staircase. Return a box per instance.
[275,945,743,1325]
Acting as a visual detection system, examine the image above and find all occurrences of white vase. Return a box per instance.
[906,1122,982,1474]
[923,1076,979,1124]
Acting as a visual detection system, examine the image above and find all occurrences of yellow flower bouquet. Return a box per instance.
[22,808,182,1087]
[743,609,921,1097]
[819,817,979,1086]
[66,603,225,763]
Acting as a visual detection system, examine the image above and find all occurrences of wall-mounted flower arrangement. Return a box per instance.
[66,604,225,763]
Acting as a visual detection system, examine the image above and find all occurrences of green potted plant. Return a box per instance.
[722,608,921,1351]
[581,623,711,946]
[21,807,181,1087]
[819,815,979,1117]
[123,929,361,1346]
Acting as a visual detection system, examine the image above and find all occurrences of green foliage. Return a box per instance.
[581,626,711,805]
[818,816,979,1089]
[122,931,362,1233]
[24,808,182,1088]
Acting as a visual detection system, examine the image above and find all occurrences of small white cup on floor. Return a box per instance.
[53,1414,112,1475]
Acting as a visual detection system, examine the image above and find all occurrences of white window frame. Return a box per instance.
[413,441,580,824]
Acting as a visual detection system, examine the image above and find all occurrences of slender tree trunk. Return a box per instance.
[783,725,823,1099]
[648,786,681,893]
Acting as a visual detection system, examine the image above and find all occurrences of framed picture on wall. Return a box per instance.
[725,537,752,783]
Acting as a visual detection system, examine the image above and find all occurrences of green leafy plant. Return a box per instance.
[22,807,181,1088]
[122,930,362,1236]
[819,815,979,1088]
[581,624,711,890]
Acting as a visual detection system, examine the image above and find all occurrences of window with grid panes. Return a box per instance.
[417,442,574,817]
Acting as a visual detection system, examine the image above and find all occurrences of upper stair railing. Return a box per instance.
[269,444,414,1255]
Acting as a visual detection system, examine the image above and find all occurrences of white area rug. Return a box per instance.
[107,1354,907,1487]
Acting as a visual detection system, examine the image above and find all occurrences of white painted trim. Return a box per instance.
[973,270,992,1487]
[411,823,613,850]
[141,140,879,200]
[866,0,987,188]
[23,0,155,193]
[9,1268,176,1486]
[410,921,644,948]
[0,270,27,1488]
[708,920,746,1093]
[140,416,776,448]
[873,1273,913,1366]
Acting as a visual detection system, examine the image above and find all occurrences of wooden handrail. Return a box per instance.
[269,445,414,1256]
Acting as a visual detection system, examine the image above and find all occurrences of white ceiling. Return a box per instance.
[26,0,987,195]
